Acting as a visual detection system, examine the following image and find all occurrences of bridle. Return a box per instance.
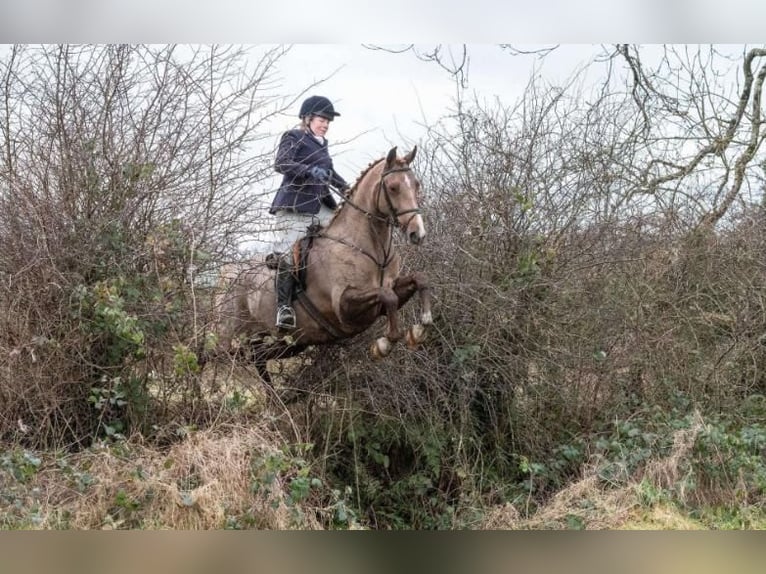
[339,164,421,231]
[374,166,422,234]
[319,162,422,282]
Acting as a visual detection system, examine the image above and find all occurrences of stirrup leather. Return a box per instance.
[276,305,296,329]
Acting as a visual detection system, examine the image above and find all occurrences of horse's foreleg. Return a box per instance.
[340,286,402,359]
[392,272,432,348]
[372,288,403,358]
[393,271,432,324]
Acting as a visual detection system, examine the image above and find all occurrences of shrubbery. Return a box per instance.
[2,44,766,528]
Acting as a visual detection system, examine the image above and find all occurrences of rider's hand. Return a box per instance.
[308,165,331,183]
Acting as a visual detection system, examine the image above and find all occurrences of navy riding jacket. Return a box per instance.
[269,129,348,215]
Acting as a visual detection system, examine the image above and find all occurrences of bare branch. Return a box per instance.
[363,44,469,88]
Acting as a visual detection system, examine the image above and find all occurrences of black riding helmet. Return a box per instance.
[299,95,341,120]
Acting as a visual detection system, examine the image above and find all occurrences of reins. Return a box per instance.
[295,156,420,338]
[320,162,421,280]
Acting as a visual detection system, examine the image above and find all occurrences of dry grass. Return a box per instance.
[642,410,705,503]
[481,474,641,530]
[27,424,322,530]
[480,416,707,530]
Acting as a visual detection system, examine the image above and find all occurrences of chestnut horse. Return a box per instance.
[212,146,432,377]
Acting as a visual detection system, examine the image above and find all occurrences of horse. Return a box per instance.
[211,146,432,379]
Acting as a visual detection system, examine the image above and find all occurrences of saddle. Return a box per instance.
[265,221,322,291]
[293,222,322,290]
[268,222,345,338]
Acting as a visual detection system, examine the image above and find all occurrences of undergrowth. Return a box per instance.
[2,390,764,530]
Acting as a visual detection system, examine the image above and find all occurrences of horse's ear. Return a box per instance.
[385,147,398,169]
[403,146,417,164]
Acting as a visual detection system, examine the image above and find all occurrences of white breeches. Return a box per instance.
[270,206,335,254]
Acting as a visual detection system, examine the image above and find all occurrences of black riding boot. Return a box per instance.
[274,255,297,330]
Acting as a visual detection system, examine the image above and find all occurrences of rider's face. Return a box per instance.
[309,115,331,137]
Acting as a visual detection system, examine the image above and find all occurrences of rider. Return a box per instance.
[268,95,350,330]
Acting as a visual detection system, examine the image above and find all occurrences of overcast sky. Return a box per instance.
[2,0,764,175]
[261,45,606,183]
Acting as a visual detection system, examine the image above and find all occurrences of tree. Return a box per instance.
[0,44,292,447]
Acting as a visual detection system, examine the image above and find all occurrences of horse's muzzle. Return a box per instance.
[405,213,426,245]
[409,230,425,245]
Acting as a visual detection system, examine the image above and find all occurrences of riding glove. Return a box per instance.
[308,165,331,183]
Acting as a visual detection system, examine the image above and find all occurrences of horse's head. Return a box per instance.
[375,146,426,245]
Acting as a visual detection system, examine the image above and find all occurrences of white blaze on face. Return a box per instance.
[401,170,425,241]
[411,214,426,241]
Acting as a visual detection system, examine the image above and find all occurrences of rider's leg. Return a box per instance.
[269,208,334,329]
[274,255,296,330]
[270,211,307,330]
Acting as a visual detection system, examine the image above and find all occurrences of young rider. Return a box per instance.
[268,95,350,330]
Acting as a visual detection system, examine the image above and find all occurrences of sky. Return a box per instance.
[2,1,764,171]
[260,45,605,180]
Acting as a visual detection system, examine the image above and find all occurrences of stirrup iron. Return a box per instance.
[276,305,296,330]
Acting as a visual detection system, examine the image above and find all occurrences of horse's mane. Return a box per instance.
[345,156,385,201]
[325,157,384,227]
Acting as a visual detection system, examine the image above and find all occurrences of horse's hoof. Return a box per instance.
[371,337,392,359]
[406,324,426,348]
